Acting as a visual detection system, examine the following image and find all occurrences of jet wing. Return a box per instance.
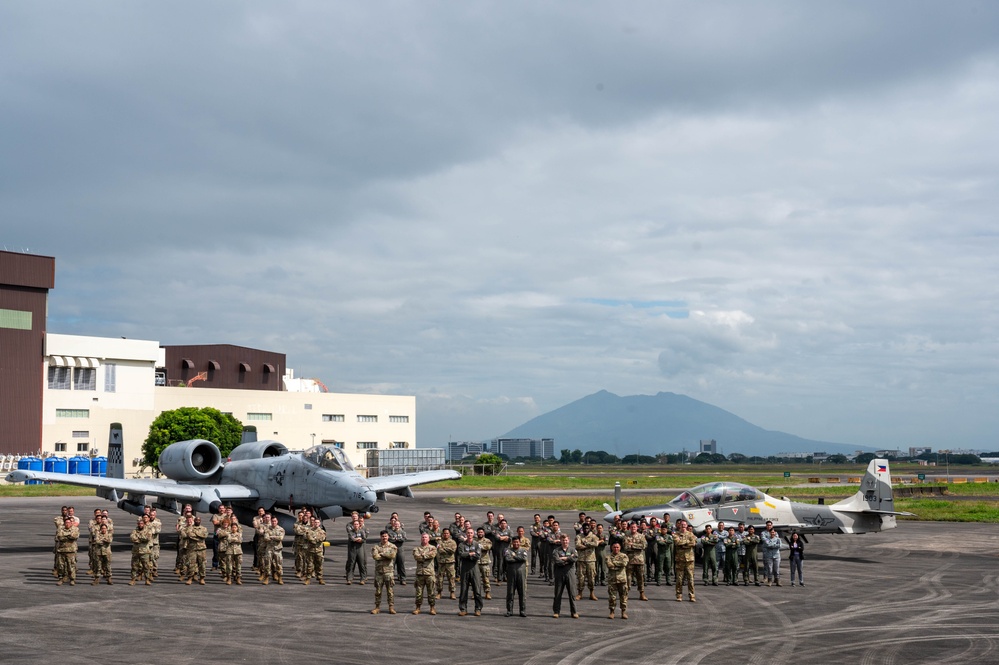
[365,469,460,496]
[5,470,259,505]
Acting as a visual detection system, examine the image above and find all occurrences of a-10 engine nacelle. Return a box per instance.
[158,439,223,482]
[227,439,289,462]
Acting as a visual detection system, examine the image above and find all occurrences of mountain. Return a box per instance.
[499,390,867,458]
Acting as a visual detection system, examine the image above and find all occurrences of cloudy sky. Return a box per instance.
[3,2,997,452]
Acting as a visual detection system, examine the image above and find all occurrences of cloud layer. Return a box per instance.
[3,2,997,451]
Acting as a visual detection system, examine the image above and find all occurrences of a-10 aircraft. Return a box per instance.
[603,458,912,537]
[6,424,460,530]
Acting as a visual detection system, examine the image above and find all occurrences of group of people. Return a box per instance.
[49,504,807,611]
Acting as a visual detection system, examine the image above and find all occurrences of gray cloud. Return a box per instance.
[3,2,998,451]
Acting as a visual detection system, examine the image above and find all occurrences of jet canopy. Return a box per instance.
[303,444,355,472]
[669,482,764,508]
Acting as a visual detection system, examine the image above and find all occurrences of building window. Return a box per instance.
[0,308,31,330]
[322,414,345,422]
[48,366,71,390]
[356,441,378,449]
[74,367,96,391]
[323,440,344,449]
[389,415,409,423]
[56,409,90,418]
[357,415,378,423]
[77,443,89,452]
[72,431,89,438]
[54,443,67,452]
[390,441,409,449]
[104,363,116,393]
[304,404,312,410]
[246,413,273,421]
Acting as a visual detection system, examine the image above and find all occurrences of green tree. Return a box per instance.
[142,407,243,470]
[570,449,583,464]
[474,453,504,475]
[854,453,877,465]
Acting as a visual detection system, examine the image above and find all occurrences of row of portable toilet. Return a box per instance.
[16,456,108,484]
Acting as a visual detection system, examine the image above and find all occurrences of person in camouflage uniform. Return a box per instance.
[91,523,113,585]
[699,524,720,586]
[655,524,674,585]
[219,520,243,584]
[436,527,457,599]
[261,516,286,585]
[605,541,630,619]
[623,523,648,601]
[545,520,564,584]
[742,525,761,586]
[86,509,101,576]
[52,506,68,577]
[292,510,310,579]
[303,517,327,585]
[593,524,608,586]
[411,532,438,614]
[148,509,162,577]
[387,517,407,585]
[371,530,398,614]
[55,517,79,586]
[183,516,209,585]
[175,505,194,574]
[574,524,599,601]
[129,518,153,585]
[475,527,493,599]
[503,536,529,617]
[673,520,697,602]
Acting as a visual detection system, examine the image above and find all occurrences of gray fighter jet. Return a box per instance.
[603,458,913,535]
[6,424,459,529]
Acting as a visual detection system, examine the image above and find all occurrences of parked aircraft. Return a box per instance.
[6,424,459,530]
[603,458,912,536]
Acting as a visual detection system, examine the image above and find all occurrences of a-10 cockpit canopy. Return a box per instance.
[303,444,355,472]
[667,482,764,509]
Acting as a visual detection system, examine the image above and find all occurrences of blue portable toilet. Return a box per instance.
[91,456,107,477]
[19,456,43,484]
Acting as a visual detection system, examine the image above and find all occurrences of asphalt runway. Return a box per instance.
[1,495,997,665]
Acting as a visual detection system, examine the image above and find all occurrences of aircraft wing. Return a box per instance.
[365,469,460,496]
[5,470,259,505]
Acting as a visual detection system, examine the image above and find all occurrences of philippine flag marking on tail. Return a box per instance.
[877,465,887,473]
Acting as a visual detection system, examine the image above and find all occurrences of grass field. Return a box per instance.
[0,483,96,498]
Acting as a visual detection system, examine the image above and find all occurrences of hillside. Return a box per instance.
[499,390,866,458]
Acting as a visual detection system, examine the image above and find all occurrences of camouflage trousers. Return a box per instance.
[93,553,112,579]
[608,580,628,612]
[263,550,283,579]
[56,552,77,582]
[437,561,455,594]
[675,559,695,598]
[414,572,436,606]
[130,552,152,581]
[185,549,207,580]
[627,562,645,592]
[175,543,186,570]
[374,570,394,607]
[221,552,242,580]
[478,563,491,593]
[294,541,305,575]
[576,560,596,593]
[304,550,324,581]
[152,543,160,564]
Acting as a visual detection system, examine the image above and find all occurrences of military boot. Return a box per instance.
[412,604,421,615]
[371,606,380,615]
[429,606,437,615]
[639,592,648,601]
[185,577,193,585]
[388,605,397,615]
[621,610,628,619]
[608,611,615,619]
[589,591,598,601]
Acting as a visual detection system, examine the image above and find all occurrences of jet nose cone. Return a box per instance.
[364,489,377,509]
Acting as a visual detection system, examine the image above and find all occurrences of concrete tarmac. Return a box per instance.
[1,494,997,665]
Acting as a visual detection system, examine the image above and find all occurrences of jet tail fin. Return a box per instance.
[832,458,913,516]
[106,423,125,479]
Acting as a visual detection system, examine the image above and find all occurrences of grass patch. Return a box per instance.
[0,483,97,498]
[895,499,999,523]
[433,474,812,491]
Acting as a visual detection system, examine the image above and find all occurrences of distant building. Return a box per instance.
[366,447,447,477]
[447,441,485,461]
[699,439,717,454]
[812,452,829,463]
[492,437,555,460]
[909,446,931,458]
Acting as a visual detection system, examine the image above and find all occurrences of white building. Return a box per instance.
[42,333,415,474]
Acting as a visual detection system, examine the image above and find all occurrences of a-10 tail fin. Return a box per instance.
[106,423,124,479]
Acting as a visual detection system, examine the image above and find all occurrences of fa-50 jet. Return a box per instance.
[7,424,460,530]
[603,458,912,536]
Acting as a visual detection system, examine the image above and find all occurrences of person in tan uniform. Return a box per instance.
[673,519,697,602]
[623,523,648,601]
[436,528,458,599]
[371,530,398,614]
[574,524,600,601]
[91,523,113,585]
[605,542,630,619]
[55,517,79,586]
[411,533,438,614]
